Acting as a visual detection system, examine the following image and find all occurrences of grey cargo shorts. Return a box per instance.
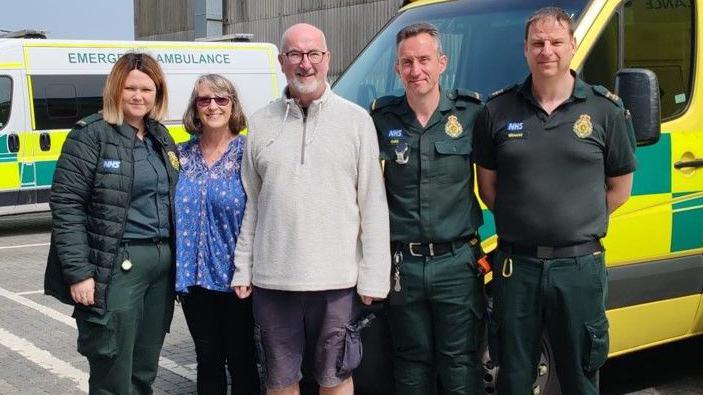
[252,287,363,390]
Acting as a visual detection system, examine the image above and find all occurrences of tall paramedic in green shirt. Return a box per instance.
[370,23,485,395]
[474,7,637,395]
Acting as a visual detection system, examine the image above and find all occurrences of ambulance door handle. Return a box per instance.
[7,133,19,153]
[39,132,51,151]
[674,159,703,169]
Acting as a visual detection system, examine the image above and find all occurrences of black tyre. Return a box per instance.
[482,332,562,395]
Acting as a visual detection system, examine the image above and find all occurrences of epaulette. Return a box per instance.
[74,113,103,128]
[370,95,402,112]
[449,88,481,103]
[488,84,518,101]
[592,85,624,108]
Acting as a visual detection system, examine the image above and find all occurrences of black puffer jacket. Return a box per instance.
[44,114,179,315]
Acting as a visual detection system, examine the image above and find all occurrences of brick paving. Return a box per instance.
[1,212,701,395]
[0,212,196,395]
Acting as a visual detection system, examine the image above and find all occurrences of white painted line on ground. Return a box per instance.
[15,290,45,296]
[0,286,196,382]
[0,286,76,328]
[0,327,88,393]
[159,356,197,382]
[0,242,50,250]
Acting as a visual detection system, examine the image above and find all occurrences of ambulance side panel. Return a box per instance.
[2,40,284,214]
[577,0,703,356]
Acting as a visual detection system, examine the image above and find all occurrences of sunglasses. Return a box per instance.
[195,96,231,108]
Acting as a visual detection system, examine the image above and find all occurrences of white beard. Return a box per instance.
[289,76,321,95]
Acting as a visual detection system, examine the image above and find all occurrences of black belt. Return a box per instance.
[122,237,170,245]
[498,239,602,259]
[395,236,476,257]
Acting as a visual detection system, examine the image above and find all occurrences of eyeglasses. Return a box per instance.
[195,96,231,108]
[282,50,328,64]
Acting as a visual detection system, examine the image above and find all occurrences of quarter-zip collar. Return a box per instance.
[281,82,333,119]
[278,83,333,164]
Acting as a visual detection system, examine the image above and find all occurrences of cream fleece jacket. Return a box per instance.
[232,85,391,298]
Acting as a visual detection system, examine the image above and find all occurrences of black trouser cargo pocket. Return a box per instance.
[75,312,117,358]
[336,323,363,378]
[583,316,609,372]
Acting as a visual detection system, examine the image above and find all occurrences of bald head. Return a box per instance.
[278,23,331,105]
[280,23,327,52]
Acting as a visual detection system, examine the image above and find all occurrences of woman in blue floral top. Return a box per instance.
[175,74,259,394]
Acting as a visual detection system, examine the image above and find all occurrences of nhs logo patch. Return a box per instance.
[507,122,524,131]
[387,129,404,138]
[103,159,121,171]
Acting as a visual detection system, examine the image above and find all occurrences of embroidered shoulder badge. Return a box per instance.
[573,114,593,138]
[167,151,180,171]
[445,115,463,138]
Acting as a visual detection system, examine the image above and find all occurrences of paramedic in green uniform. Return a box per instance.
[370,23,485,395]
[474,7,637,395]
[45,53,179,394]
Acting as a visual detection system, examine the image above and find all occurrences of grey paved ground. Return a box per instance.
[0,212,196,395]
[0,212,701,395]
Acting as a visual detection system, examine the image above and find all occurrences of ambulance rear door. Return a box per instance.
[0,67,30,215]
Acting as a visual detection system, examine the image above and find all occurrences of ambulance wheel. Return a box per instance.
[534,333,561,395]
[481,333,561,394]
[481,339,499,394]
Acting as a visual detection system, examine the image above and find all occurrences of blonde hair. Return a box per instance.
[182,74,246,135]
[102,52,168,125]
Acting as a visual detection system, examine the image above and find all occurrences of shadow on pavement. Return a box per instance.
[0,212,52,236]
[601,335,703,394]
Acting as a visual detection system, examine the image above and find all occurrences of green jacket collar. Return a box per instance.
[389,87,452,115]
[438,87,454,112]
[116,117,169,147]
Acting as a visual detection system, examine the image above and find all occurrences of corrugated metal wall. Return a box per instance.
[135,0,403,80]
[135,0,194,41]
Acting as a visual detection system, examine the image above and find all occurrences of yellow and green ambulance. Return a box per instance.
[0,38,284,215]
[334,0,703,393]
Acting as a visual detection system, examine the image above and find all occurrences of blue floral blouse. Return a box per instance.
[175,135,246,294]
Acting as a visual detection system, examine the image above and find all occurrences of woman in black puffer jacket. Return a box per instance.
[44,52,179,394]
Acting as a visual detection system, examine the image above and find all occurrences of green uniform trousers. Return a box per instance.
[492,249,609,395]
[74,241,175,395]
[386,244,485,395]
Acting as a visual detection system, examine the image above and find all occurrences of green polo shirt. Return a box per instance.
[123,125,171,240]
[473,73,637,246]
[371,88,484,243]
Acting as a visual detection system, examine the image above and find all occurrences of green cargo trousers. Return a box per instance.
[492,249,609,395]
[74,241,175,395]
[386,244,485,395]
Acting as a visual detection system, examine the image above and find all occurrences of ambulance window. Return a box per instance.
[623,0,694,119]
[334,0,587,109]
[46,84,78,118]
[32,75,105,130]
[582,1,694,120]
[0,77,10,130]
[582,14,619,92]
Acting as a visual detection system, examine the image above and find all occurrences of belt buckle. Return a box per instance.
[408,242,435,257]
[408,242,422,257]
